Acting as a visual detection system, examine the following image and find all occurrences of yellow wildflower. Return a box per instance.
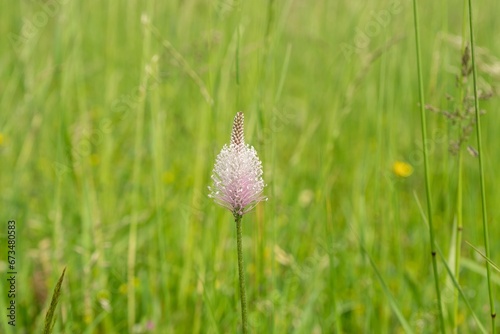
[393,161,413,178]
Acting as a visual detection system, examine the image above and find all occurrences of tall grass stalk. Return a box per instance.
[411,0,446,332]
[467,0,496,331]
[127,14,152,331]
[325,197,343,333]
[453,149,463,332]
[453,3,468,330]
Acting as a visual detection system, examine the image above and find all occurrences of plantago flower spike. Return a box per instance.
[209,112,267,217]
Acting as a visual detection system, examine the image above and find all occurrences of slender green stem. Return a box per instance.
[453,148,463,333]
[467,1,496,331]
[411,1,446,333]
[127,13,152,331]
[235,215,248,333]
[453,6,468,329]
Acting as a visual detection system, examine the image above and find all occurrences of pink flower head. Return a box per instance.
[209,112,267,217]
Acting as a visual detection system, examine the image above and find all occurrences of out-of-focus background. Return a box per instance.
[1,0,499,332]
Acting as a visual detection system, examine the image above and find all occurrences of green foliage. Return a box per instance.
[0,0,499,332]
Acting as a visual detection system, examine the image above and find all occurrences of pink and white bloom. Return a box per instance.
[209,112,267,217]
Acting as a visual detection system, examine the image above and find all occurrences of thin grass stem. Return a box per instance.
[467,1,496,330]
[453,149,463,333]
[411,1,446,332]
[127,15,151,331]
[453,5,468,327]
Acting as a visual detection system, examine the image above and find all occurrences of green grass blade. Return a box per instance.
[435,248,488,333]
[466,0,496,330]
[465,241,500,273]
[411,0,446,332]
[361,246,414,334]
[42,267,66,334]
[461,259,500,286]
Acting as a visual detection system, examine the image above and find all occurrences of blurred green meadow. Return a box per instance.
[1,0,500,332]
